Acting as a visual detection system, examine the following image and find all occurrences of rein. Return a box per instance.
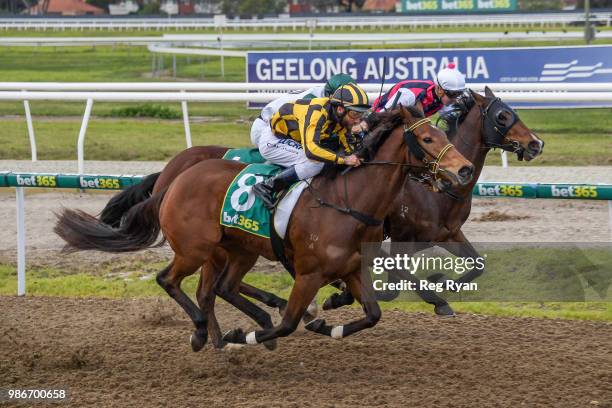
[306,177,382,227]
[306,116,454,227]
[366,118,454,182]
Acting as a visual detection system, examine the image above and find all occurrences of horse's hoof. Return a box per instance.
[263,339,277,351]
[434,303,456,317]
[322,292,354,310]
[190,329,208,352]
[210,333,227,349]
[304,318,326,333]
[222,328,246,344]
[212,339,228,350]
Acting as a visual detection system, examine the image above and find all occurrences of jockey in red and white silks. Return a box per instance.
[371,63,467,117]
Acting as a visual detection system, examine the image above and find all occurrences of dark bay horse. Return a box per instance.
[324,87,545,314]
[56,108,474,350]
[99,87,544,319]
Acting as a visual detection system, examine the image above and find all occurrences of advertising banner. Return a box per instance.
[247,45,612,108]
[400,0,517,13]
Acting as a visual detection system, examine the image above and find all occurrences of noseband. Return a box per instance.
[403,117,454,182]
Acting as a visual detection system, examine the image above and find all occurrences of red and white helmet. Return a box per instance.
[435,63,466,92]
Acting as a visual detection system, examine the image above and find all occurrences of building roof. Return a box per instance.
[27,0,105,15]
[363,0,396,11]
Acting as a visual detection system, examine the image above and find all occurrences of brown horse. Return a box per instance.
[99,87,544,319]
[56,108,474,350]
[323,87,545,315]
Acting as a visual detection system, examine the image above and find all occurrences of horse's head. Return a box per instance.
[471,87,544,161]
[362,106,474,192]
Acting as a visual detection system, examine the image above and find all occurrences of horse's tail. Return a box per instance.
[55,188,167,253]
[99,172,160,228]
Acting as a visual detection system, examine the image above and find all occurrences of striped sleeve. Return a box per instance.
[338,129,352,154]
[302,105,343,164]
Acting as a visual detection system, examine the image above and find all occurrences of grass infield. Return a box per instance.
[0,255,609,322]
[0,107,610,165]
[0,32,610,165]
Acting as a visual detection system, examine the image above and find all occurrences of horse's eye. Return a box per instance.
[424,137,433,144]
[496,111,509,124]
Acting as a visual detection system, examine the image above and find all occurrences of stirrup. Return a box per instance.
[253,167,299,211]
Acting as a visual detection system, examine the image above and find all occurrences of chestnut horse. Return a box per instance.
[99,87,544,320]
[56,108,474,350]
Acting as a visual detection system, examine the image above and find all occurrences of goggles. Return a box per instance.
[346,109,365,119]
[443,89,464,99]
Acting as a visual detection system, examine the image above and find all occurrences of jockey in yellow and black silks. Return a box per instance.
[250,73,355,147]
[252,82,371,210]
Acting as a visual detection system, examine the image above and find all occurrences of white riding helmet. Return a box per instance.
[435,63,466,92]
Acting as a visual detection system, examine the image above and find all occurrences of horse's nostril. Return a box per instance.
[459,165,473,180]
[528,141,542,153]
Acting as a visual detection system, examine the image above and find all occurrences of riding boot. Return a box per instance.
[252,166,299,210]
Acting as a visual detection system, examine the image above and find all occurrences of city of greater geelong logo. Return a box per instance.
[540,60,612,82]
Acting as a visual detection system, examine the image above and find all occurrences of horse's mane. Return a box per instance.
[363,106,424,156]
[438,91,476,140]
[320,106,424,179]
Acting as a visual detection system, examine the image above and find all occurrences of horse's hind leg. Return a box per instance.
[223,272,323,346]
[156,257,208,352]
[305,271,381,340]
[196,262,224,350]
[239,282,288,316]
[240,281,319,322]
[214,253,279,350]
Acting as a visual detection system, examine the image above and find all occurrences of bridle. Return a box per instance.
[363,117,455,184]
[309,115,457,226]
[480,96,520,152]
[446,91,521,154]
[402,117,454,183]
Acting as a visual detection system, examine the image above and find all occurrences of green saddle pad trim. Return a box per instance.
[222,148,265,164]
[220,163,281,238]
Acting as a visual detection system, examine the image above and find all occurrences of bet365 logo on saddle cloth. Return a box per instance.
[220,163,281,238]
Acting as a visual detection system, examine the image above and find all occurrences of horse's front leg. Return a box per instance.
[222,271,323,346]
[445,230,486,284]
[305,269,381,340]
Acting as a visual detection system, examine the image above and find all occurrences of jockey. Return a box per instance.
[252,83,370,209]
[371,63,466,117]
[250,73,356,147]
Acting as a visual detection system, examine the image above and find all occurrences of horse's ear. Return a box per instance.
[471,89,487,106]
[484,86,495,98]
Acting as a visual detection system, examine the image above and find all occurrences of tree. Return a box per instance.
[139,0,160,14]
[577,0,612,8]
[218,0,286,17]
[309,0,337,12]
[86,0,110,11]
[338,0,365,12]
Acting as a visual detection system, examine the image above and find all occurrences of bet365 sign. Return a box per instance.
[401,0,517,12]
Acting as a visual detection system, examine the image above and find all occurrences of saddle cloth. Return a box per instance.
[219,161,309,239]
